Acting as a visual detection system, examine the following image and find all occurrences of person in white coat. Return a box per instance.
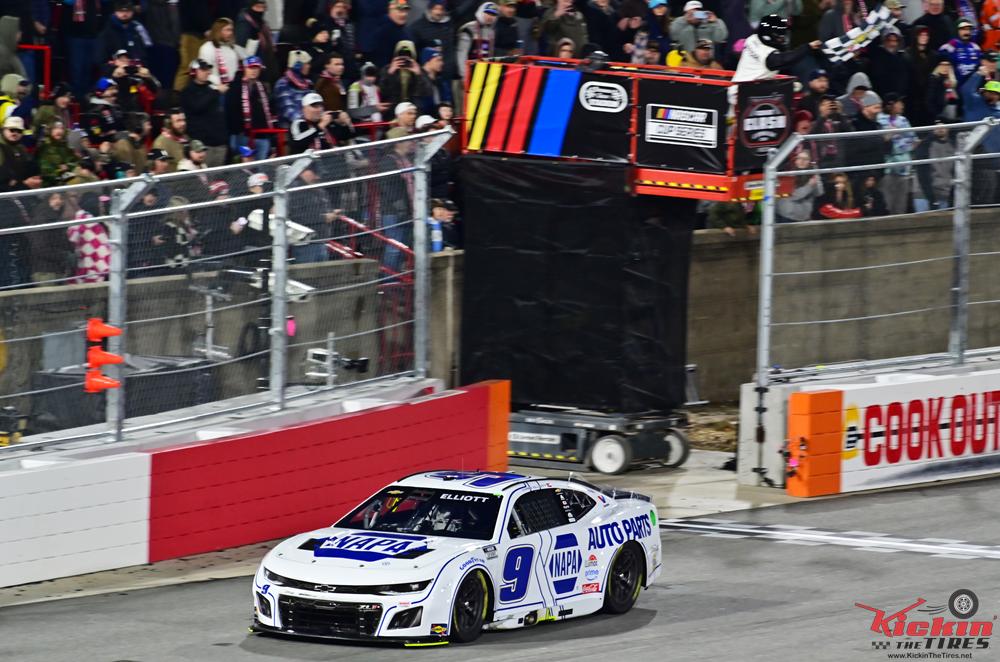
[198,18,248,87]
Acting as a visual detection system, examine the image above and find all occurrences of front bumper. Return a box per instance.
[252,572,449,643]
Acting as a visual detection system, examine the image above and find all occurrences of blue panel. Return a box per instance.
[554,533,578,550]
[526,69,581,157]
[553,578,577,595]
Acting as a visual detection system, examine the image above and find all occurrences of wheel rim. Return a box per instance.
[592,439,625,473]
[453,575,485,633]
[610,546,640,604]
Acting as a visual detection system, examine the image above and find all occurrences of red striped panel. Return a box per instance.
[484,66,523,152]
[506,66,544,153]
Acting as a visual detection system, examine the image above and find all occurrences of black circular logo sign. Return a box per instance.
[739,94,791,154]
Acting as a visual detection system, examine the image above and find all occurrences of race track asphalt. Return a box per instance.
[4,478,1000,662]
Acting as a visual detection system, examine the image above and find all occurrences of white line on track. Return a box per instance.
[660,521,1000,559]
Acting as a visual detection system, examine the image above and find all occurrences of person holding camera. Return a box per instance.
[104,49,160,114]
[379,40,433,113]
[669,1,727,54]
[180,59,230,167]
[289,92,355,154]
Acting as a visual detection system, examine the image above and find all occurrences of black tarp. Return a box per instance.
[460,156,696,412]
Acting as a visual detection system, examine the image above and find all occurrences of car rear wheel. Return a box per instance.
[602,542,644,614]
[450,571,488,643]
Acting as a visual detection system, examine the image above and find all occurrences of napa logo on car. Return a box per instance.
[314,531,428,562]
[549,533,583,594]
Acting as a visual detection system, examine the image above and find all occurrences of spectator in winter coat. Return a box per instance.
[869,26,910,99]
[836,71,873,120]
[912,0,955,51]
[0,16,25,82]
[199,18,247,87]
[928,121,955,208]
[61,0,104,99]
[290,91,356,154]
[319,0,359,81]
[67,193,111,284]
[798,69,829,119]
[818,0,860,43]
[32,83,73,138]
[356,0,395,57]
[0,116,31,191]
[847,92,888,190]
[583,0,622,61]
[315,52,348,112]
[379,40,433,111]
[644,0,672,59]
[226,56,276,160]
[876,93,916,215]
[97,0,152,65]
[235,0,279,82]
[749,0,802,27]
[112,112,151,175]
[143,0,181,96]
[37,121,79,187]
[303,19,336,69]
[959,71,1000,204]
[858,175,889,217]
[175,0,214,92]
[372,0,415,67]
[927,56,960,121]
[776,151,822,223]
[180,59,229,167]
[274,50,316,126]
[669,0,727,53]
[939,18,981,87]
[152,108,189,172]
[494,0,523,57]
[541,0,589,57]
[29,191,73,285]
[411,0,458,81]
[348,62,387,121]
[414,47,453,115]
[906,26,937,127]
[683,38,723,68]
[457,3,499,74]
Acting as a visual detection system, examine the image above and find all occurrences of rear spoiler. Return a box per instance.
[567,476,652,503]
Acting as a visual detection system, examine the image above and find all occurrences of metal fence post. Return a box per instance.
[106,177,152,442]
[754,134,801,486]
[270,157,314,408]
[412,130,452,378]
[950,120,992,365]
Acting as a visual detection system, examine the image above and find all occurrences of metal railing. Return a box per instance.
[0,129,451,450]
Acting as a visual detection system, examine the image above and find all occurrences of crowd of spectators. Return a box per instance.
[1,0,999,279]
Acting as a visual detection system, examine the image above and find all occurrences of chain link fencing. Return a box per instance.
[0,130,450,447]
[756,118,1000,392]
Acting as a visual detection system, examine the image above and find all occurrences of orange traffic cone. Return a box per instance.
[84,369,121,393]
[87,317,122,342]
[87,346,125,368]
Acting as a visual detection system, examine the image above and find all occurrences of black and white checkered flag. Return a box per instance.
[822,6,895,62]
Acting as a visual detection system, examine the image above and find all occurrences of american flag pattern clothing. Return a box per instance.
[67,211,110,284]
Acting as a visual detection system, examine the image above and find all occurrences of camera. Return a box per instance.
[125,65,139,75]
[694,9,708,20]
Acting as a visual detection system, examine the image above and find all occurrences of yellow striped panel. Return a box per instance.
[467,63,502,151]
[465,62,489,135]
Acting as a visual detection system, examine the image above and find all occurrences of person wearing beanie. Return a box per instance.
[411,0,458,82]
[96,0,151,65]
[179,58,230,167]
[37,121,81,188]
[319,0,359,81]
[348,62,387,122]
[845,91,886,193]
[31,83,74,138]
[457,2,500,75]
[371,0,415,68]
[235,0,278,82]
[226,56,275,161]
[303,18,335,68]
[379,40,432,111]
[414,46,454,115]
[112,112,152,176]
[273,50,316,125]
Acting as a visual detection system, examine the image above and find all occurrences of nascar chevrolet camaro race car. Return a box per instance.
[251,470,661,645]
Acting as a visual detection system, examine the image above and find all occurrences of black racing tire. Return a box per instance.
[602,542,644,615]
[949,589,979,619]
[663,428,691,468]
[450,571,489,643]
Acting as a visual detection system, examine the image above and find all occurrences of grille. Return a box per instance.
[277,596,383,637]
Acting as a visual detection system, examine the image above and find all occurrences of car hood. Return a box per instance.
[262,527,487,584]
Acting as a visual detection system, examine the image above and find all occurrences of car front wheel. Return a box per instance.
[450,571,488,643]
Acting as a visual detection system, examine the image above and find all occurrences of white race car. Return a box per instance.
[251,470,661,645]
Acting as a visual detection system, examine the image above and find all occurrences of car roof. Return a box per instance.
[394,470,542,493]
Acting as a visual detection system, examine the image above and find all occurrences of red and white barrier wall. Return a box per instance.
[738,367,1000,497]
[0,381,510,588]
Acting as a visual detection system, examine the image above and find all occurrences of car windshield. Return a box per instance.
[336,486,502,540]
